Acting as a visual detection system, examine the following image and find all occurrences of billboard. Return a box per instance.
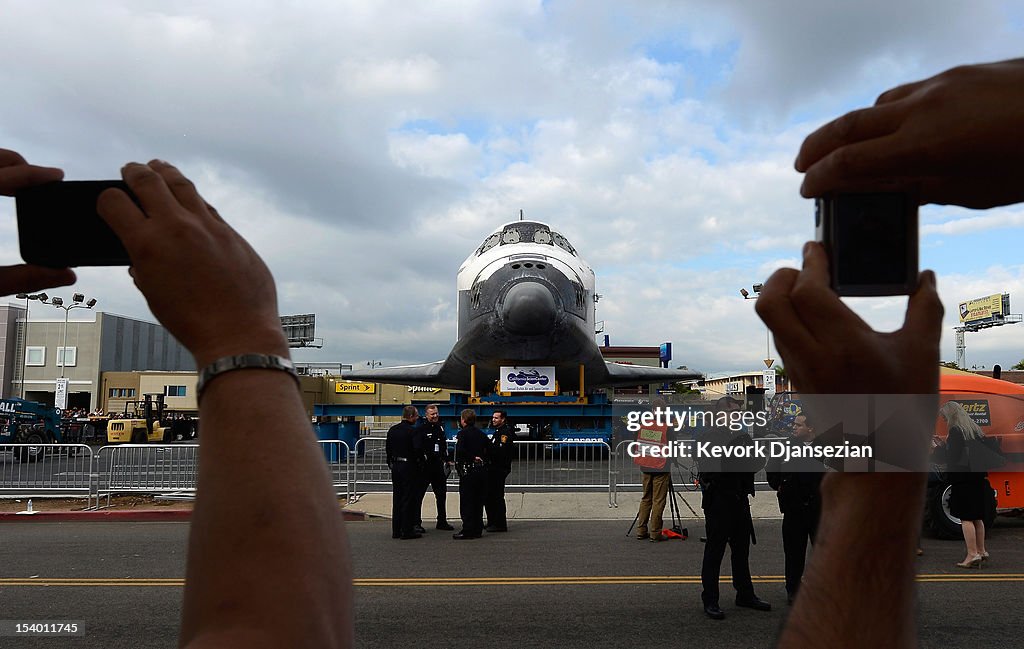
[958,294,1005,324]
[500,366,555,392]
[281,314,316,346]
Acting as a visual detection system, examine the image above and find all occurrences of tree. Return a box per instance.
[940,360,963,371]
[1013,359,1024,371]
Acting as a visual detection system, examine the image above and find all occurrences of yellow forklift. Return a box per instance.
[106,393,172,444]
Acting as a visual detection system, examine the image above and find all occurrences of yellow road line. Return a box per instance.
[2,574,1023,587]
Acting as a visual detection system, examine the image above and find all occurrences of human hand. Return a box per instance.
[0,149,77,294]
[97,160,287,367]
[797,58,1024,208]
[755,242,942,395]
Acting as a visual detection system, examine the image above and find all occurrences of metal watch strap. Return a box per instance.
[196,353,300,399]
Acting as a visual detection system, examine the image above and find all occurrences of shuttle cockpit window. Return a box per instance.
[552,232,576,255]
[478,222,575,256]
[478,232,501,255]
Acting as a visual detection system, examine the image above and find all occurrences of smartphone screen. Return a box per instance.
[16,181,133,267]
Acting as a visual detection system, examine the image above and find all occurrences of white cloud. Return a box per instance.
[0,0,1021,377]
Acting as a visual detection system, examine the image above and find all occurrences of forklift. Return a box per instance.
[106,393,172,444]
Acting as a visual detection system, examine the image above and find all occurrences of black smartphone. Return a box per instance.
[16,180,135,267]
[814,192,918,296]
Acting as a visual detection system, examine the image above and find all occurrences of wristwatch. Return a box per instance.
[196,353,300,399]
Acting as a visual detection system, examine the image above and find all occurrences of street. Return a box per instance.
[0,517,1022,648]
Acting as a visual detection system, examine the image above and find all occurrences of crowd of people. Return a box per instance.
[2,55,1021,646]
[385,405,517,540]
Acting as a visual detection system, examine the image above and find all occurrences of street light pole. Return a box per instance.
[15,292,51,399]
[367,360,383,407]
[35,294,98,407]
[739,283,773,368]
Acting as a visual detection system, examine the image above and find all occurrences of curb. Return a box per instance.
[0,509,374,523]
[0,509,192,522]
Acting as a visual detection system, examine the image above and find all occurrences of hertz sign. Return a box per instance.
[958,399,992,427]
[335,382,376,394]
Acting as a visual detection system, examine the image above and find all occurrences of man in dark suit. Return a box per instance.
[766,414,826,604]
[453,409,489,539]
[485,409,517,532]
[416,404,454,531]
[386,405,426,540]
[699,396,771,620]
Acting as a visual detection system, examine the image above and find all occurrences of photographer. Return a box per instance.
[755,59,1024,649]
[698,396,770,620]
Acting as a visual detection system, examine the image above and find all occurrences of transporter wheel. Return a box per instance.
[924,482,961,540]
[16,431,46,463]
[130,429,147,444]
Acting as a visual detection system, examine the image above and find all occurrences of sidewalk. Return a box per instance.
[345,490,782,521]
[0,492,783,522]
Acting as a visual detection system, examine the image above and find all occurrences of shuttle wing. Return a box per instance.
[339,359,467,391]
[600,361,703,387]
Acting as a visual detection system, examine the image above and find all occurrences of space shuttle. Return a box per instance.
[340,220,702,392]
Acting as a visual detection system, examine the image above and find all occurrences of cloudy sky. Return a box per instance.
[2,0,1023,375]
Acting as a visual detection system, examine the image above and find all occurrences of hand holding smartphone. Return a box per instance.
[16,180,136,267]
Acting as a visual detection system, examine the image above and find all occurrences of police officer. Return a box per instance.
[485,409,517,532]
[386,405,426,540]
[699,396,771,620]
[453,408,488,540]
[416,404,454,531]
[766,413,827,604]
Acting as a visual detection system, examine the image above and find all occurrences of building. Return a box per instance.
[702,369,790,399]
[969,369,1024,386]
[1,304,193,410]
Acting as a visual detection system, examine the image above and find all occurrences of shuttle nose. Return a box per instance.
[501,282,557,335]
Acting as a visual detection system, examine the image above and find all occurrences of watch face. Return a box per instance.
[501,228,521,244]
[533,229,552,244]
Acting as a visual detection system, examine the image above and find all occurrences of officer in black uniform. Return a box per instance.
[699,396,771,620]
[766,413,827,604]
[485,409,517,532]
[416,404,454,531]
[453,408,489,540]
[386,405,426,540]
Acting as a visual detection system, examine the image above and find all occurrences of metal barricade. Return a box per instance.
[318,440,352,501]
[353,437,390,492]
[95,444,199,506]
[0,444,94,498]
[352,437,613,498]
[507,440,611,496]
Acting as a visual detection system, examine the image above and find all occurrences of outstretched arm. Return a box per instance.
[797,58,1024,208]
[757,243,942,649]
[98,161,352,649]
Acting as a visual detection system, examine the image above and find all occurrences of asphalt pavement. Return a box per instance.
[1,517,1022,648]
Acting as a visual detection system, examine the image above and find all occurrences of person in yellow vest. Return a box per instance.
[634,397,673,542]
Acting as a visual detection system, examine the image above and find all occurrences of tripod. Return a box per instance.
[626,471,698,538]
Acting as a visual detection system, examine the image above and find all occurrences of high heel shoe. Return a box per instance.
[981,551,990,562]
[956,555,982,569]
